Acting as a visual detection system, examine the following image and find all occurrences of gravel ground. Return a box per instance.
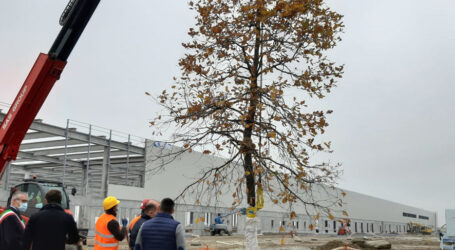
[80,234,440,249]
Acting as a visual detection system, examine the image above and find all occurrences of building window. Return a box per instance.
[292,221,299,229]
[403,212,417,218]
[232,213,238,227]
[419,215,429,220]
[371,223,374,233]
[355,222,357,233]
[271,220,274,228]
[325,220,328,227]
[282,221,286,227]
[361,223,363,233]
[304,221,306,230]
[185,212,194,225]
[204,213,212,226]
[366,223,369,233]
[333,221,336,232]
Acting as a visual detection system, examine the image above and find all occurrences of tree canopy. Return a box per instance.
[150,0,346,224]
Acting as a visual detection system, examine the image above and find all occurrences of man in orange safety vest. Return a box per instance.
[94,196,128,250]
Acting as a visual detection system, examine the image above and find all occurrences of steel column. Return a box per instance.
[62,119,69,185]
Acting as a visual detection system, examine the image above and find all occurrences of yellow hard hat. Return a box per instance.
[103,196,120,210]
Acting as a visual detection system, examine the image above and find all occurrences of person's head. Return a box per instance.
[140,199,151,212]
[103,196,120,216]
[106,205,118,216]
[45,190,62,205]
[143,202,157,218]
[149,199,160,213]
[11,191,28,210]
[160,198,175,214]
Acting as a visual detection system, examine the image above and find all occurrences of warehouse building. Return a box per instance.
[0,113,437,236]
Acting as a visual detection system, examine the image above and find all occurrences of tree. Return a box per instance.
[150,0,345,226]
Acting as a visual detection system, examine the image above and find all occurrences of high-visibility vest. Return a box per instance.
[94,213,119,250]
[0,209,25,229]
[129,215,141,231]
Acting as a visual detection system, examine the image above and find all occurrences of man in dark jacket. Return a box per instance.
[129,202,157,249]
[22,189,79,250]
[0,191,28,250]
[134,198,186,250]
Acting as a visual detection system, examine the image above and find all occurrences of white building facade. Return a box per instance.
[0,116,437,236]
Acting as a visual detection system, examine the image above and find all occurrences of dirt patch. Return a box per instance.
[82,234,440,249]
[316,240,362,250]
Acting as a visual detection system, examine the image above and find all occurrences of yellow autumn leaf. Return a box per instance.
[279,226,285,232]
[267,131,276,138]
[329,213,334,220]
[290,211,296,220]
[309,224,314,231]
[343,210,349,216]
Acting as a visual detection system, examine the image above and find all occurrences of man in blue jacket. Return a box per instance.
[134,198,185,250]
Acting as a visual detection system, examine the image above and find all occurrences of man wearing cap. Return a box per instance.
[129,199,149,232]
[129,201,157,249]
[95,196,128,250]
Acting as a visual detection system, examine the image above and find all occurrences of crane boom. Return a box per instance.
[0,0,100,178]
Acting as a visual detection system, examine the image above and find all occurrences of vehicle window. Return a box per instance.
[27,184,43,209]
[40,184,68,209]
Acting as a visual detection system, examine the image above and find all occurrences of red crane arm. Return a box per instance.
[0,0,100,178]
[0,55,66,176]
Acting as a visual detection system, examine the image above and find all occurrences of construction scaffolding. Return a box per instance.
[0,111,146,198]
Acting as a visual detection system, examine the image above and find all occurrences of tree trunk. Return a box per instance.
[244,150,256,207]
[243,19,262,208]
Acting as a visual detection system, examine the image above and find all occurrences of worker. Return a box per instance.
[215,214,223,224]
[0,191,28,250]
[129,202,158,249]
[94,196,128,250]
[129,199,160,232]
[134,198,186,250]
[22,190,79,250]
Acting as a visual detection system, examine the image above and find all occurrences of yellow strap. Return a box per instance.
[247,206,257,218]
[256,185,264,210]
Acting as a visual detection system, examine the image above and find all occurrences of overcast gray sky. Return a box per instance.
[1,1,454,225]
